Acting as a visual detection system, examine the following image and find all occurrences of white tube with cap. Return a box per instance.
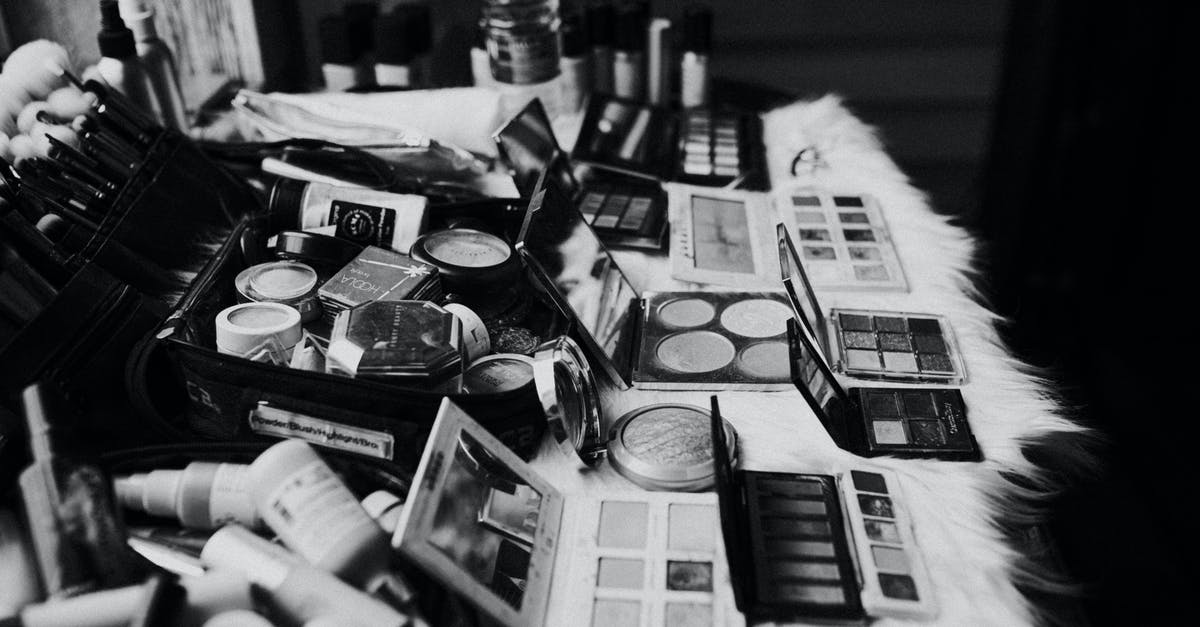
[200,525,411,627]
[113,462,262,530]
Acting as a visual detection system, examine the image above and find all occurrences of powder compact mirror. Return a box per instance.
[778,224,966,384]
[517,169,795,391]
[394,398,743,627]
[534,337,739,491]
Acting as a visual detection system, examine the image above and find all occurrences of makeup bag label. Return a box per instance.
[329,201,396,248]
[248,404,395,459]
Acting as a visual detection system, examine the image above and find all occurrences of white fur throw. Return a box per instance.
[531,95,1085,625]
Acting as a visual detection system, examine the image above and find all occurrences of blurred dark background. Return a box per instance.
[3,1,1190,623]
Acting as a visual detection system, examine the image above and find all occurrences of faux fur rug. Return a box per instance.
[529,95,1087,626]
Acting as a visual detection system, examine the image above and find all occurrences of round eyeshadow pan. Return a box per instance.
[736,341,790,379]
[657,298,717,329]
[719,299,793,338]
[656,331,736,373]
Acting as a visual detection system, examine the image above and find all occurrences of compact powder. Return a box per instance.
[719,299,793,338]
[657,298,716,328]
[462,354,534,394]
[227,307,292,328]
[621,405,714,467]
[656,331,735,373]
[737,341,790,378]
[423,229,511,267]
[245,262,316,299]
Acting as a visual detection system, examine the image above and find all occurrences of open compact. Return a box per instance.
[517,170,794,391]
[494,98,667,250]
[392,399,742,627]
[409,228,526,324]
[534,336,740,491]
[778,225,965,384]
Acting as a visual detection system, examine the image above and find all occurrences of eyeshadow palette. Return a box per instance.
[840,468,937,621]
[493,98,668,250]
[393,399,742,627]
[779,224,965,384]
[777,188,907,291]
[571,94,768,190]
[518,170,794,390]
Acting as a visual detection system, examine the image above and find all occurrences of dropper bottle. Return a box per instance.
[95,0,158,120]
[118,0,188,130]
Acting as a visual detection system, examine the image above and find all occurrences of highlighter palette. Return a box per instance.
[777,189,907,291]
[840,469,937,621]
[394,399,742,627]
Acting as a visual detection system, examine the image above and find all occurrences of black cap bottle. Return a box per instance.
[95,0,158,120]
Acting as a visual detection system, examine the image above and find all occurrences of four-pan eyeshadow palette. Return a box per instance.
[393,399,742,627]
[777,189,908,291]
[840,468,937,621]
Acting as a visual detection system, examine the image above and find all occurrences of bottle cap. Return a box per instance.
[682,5,713,52]
[374,10,420,64]
[118,0,157,41]
[98,0,137,59]
[561,12,588,57]
[343,2,379,59]
[267,177,309,222]
[317,16,355,64]
[615,6,646,51]
[587,2,615,46]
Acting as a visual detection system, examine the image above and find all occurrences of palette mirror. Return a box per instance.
[394,398,742,627]
[778,224,966,384]
[517,170,795,391]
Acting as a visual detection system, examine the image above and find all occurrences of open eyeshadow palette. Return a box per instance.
[517,170,795,390]
[710,398,937,623]
[493,98,667,250]
[393,399,742,627]
[779,224,965,384]
[571,94,768,190]
[668,185,909,292]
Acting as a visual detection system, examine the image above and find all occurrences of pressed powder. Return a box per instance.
[655,331,736,373]
[657,298,716,328]
[235,261,321,323]
[462,354,534,394]
[719,299,793,338]
[736,341,790,379]
[607,403,739,491]
[215,302,302,357]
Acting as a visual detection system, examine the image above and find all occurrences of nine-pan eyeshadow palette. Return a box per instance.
[777,190,908,291]
[832,310,964,384]
[840,468,937,621]
[675,109,765,188]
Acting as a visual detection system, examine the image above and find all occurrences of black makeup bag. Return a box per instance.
[127,200,564,471]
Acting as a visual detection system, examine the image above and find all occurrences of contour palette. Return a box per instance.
[777,189,907,291]
[393,399,742,627]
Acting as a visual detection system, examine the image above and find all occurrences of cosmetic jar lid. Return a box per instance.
[267,177,310,221]
[682,5,713,52]
[607,404,739,491]
[318,15,355,64]
[615,6,647,51]
[215,302,302,357]
[409,228,520,287]
[534,336,605,466]
[273,230,364,272]
[327,300,463,379]
[462,353,535,394]
[236,261,318,301]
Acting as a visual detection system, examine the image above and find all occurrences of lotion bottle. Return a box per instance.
[248,440,416,610]
[113,462,262,530]
[268,178,428,253]
[95,0,157,119]
[118,0,187,130]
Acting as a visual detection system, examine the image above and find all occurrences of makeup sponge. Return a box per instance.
[1,40,71,100]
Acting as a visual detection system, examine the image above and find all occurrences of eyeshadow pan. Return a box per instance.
[872,421,907,445]
[843,331,877,349]
[908,318,942,334]
[792,196,822,207]
[918,354,954,373]
[794,210,826,223]
[843,229,876,242]
[658,298,716,328]
[758,478,824,497]
[666,561,713,592]
[864,519,902,543]
[879,333,912,351]
[719,299,793,338]
[882,352,919,373]
[598,501,648,548]
[846,349,882,370]
[763,518,831,537]
[737,341,790,378]
[665,603,712,627]
[879,573,920,600]
[768,560,843,581]
[866,393,901,417]
[850,470,888,494]
[854,265,889,280]
[592,599,640,626]
[774,583,847,604]
[760,497,827,516]
[669,504,716,552]
[833,196,865,208]
[913,334,947,354]
[839,212,870,224]
[800,229,831,241]
[859,496,895,519]
[766,540,837,558]
[656,331,736,373]
[871,546,910,573]
[597,558,644,589]
[848,247,882,261]
[902,393,936,417]
[838,314,873,331]
[803,246,837,260]
[873,317,907,332]
[910,420,946,446]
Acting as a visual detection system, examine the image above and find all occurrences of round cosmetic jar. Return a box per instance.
[215,302,303,357]
[606,404,739,491]
[410,228,526,322]
[461,353,535,394]
[234,260,322,323]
